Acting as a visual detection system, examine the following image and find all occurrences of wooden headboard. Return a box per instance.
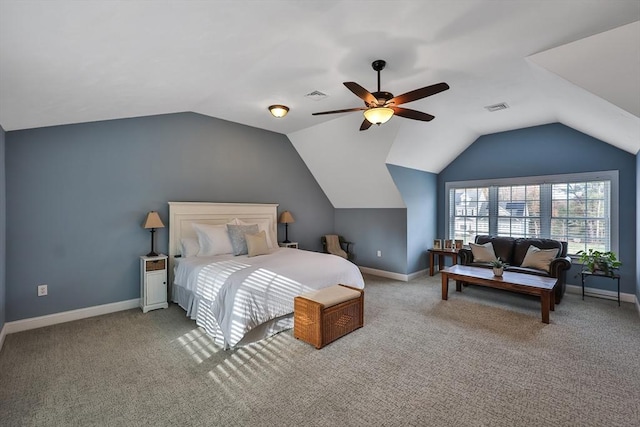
[168,202,279,282]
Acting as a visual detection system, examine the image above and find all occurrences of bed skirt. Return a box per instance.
[172,283,294,349]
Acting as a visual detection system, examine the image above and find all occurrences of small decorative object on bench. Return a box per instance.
[294,284,364,349]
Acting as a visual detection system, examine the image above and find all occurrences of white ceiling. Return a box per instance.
[1,1,639,208]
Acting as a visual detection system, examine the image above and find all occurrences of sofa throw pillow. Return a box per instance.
[246,230,270,257]
[226,224,259,256]
[192,223,235,256]
[521,245,559,272]
[470,242,498,262]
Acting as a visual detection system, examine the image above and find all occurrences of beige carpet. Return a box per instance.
[1,274,639,426]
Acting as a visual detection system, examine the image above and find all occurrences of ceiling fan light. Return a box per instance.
[363,107,394,125]
[268,105,289,118]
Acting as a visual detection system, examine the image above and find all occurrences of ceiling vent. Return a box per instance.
[484,102,509,112]
[305,90,328,101]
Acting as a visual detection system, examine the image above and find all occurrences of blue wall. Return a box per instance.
[388,164,438,274]
[0,125,5,331]
[5,113,334,321]
[333,166,437,277]
[335,208,407,273]
[5,116,636,324]
[438,123,637,295]
[637,151,640,305]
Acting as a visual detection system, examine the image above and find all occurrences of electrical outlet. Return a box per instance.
[37,284,48,297]
[377,250,382,257]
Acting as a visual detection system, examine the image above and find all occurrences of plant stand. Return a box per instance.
[580,271,620,306]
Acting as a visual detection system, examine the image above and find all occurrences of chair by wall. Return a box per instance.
[321,235,354,261]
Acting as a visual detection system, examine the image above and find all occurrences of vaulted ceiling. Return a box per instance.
[1,1,639,208]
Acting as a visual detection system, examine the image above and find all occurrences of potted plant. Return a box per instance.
[490,257,508,277]
[576,249,622,276]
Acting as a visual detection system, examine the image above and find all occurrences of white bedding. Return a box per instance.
[173,247,364,348]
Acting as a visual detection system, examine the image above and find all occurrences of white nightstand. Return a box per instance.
[279,242,299,249]
[140,255,169,313]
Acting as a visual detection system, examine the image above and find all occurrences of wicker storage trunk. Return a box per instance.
[294,284,364,349]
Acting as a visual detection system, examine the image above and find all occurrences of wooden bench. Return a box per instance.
[294,284,364,349]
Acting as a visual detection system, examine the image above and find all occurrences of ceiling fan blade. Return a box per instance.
[360,119,373,131]
[312,107,366,116]
[389,82,450,106]
[392,107,435,121]
[344,82,377,105]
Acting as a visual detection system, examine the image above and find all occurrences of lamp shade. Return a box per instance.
[143,211,165,229]
[363,107,394,125]
[278,211,295,224]
[268,105,289,118]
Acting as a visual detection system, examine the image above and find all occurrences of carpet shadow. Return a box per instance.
[426,297,547,342]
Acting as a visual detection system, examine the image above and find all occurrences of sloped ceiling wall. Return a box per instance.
[289,23,640,209]
[288,113,405,209]
[529,21,640,119]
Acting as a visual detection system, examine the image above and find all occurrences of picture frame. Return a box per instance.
[444,239,453,249]
[433,239,442,250]
[455,239,463,250]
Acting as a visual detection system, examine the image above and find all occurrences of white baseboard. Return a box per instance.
[636,297,640,317]
[359,266,407,281]
[408,269,428,281]
[359,267,426,282]
[4,298,140,335]
[0,324,6,353]
[565,284,637,304]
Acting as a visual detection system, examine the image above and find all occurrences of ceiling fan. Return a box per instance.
[312,59,449,131]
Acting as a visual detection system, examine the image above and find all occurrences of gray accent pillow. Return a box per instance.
[226,224,259,256]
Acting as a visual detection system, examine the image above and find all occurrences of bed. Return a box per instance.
[168,202,365,349]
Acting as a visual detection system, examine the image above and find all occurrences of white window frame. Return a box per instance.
[445,171,619,255]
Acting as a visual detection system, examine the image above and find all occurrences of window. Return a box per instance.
[450,187,489,242]
[550,181,610,254]
[498,185,540,238]
[446,171,618,255]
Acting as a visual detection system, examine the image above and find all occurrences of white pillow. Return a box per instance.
[179,238,200,258]
[236,219,274,249]
[192,223,234,256]
[521,245,559,272]
[246,230,270,257]
[470,242,498,262]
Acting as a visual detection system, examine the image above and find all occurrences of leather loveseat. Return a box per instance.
[458,236,572,303]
